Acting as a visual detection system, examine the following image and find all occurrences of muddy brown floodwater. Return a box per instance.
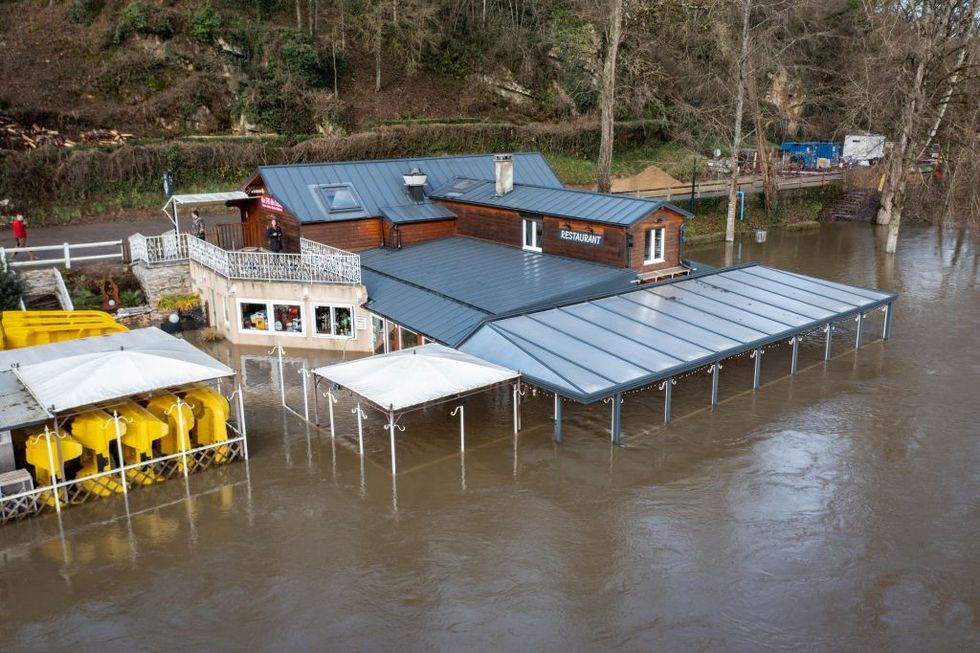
[1,222,979,651]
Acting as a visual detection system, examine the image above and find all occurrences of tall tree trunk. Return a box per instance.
[726,0,752,243]
[309,0,318,37]
[296,0,303,30]
[596,0,624,194]
[882,58,926,254]
[747,65,775,221]
[332,37,339,97]
[340,0,346,49]
[375,23,382,93]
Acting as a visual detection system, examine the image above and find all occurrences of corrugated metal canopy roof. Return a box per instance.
[0,369,51,432]
[360,237,638,320]
[361,269,491,347]
[430,179,693,226]
[459,264,897,403]
[379,203,457,224]
[256,153,562,224]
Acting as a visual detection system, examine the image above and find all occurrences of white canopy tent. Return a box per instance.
[0,328,236,416]
[162,191,249,235]
[312,344,520,473]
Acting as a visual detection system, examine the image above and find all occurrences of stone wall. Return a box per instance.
[130,261,193,306]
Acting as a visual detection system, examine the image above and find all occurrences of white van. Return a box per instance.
[842,134,886,165]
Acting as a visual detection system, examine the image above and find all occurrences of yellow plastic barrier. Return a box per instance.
[145,394,195,472]
[183,387,231,463]
[70,409,126,497]
[115,402,169,485]
[0,310,127,349]
[25,428,84,506]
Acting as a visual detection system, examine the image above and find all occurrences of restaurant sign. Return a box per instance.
[559,228,604,247]
[261,195,284,213]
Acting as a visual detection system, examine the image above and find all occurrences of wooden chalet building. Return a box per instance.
[232,153,692,280]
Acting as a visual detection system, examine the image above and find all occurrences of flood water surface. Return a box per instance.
[1,223,979,651]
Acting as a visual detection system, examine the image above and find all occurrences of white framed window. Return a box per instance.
[313,304,354,338]
[238,300,305,335]
[522,217,543,252]
[644,227,665,264]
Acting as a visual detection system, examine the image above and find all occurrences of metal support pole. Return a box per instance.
[300,364,310,422]
[327,390,337,439]
[236,380,249,460]
[353,402,365,456]
[790,336,800,375]
[512,383,522,433]
[43,426,61,513]
[611,393,622,445]
[710,362,721,406]
[855,313,864,349]
[882,304,893,340]
[176,396,189,478]
[824,322,834,361]
[661,378,674,425]
[113,411,128,495]
[275,344,286,406]
[387,410,397,475]
[451,405,465,451]
[752,347,763,389]
[553,394,563,444]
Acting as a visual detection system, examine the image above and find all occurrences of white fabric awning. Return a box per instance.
[313,344,519,413]
[0,328,235,415]
[162,191,250,233]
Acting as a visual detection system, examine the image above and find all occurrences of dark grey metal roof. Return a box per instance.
[257,153,563,224]
[360,237,638,317]
[361,269,491,347]
[459,264,897,403]
[0,369,50,432]
[379,203,457,224]
[430,179,693,226]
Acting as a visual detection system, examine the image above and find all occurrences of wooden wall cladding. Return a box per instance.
[301,218,383,251]
[628,208,687,272]
[440,200,522,248]
[382,219,457,248]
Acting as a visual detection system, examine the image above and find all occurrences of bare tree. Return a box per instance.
[725,0,752,242]
[869,0,978,254]
[596,0,625,194]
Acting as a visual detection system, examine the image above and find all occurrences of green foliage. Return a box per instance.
[190,5,220,44]
[278,31,327,87]
[118,288,144,307]
[70,286,102,310]
[158,292,200,312]
[115,1,174,41]
[67,0,102,26]
[122,1,148,33]
[0,269,26,311]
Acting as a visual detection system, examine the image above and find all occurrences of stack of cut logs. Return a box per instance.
[1,113,133,151]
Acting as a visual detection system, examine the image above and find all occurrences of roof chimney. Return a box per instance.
[494,154,514,196]
[403,166,427,204]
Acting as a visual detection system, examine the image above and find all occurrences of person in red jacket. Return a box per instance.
[11,214,34,260]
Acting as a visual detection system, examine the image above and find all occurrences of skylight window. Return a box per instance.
[441,178,484,197]
[318,184,363,213]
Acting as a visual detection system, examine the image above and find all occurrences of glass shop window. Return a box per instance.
[240,302,268,332]
[272,303,304,334]
[314,305,354,338]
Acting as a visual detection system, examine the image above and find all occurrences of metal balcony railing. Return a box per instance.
[129,233,362,285]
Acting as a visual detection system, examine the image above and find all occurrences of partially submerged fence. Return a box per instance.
[130,232,362,285]
[0,391,248,525]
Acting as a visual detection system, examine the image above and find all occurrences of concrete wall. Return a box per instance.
[131,261,193,304]
[189,261,373,352]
